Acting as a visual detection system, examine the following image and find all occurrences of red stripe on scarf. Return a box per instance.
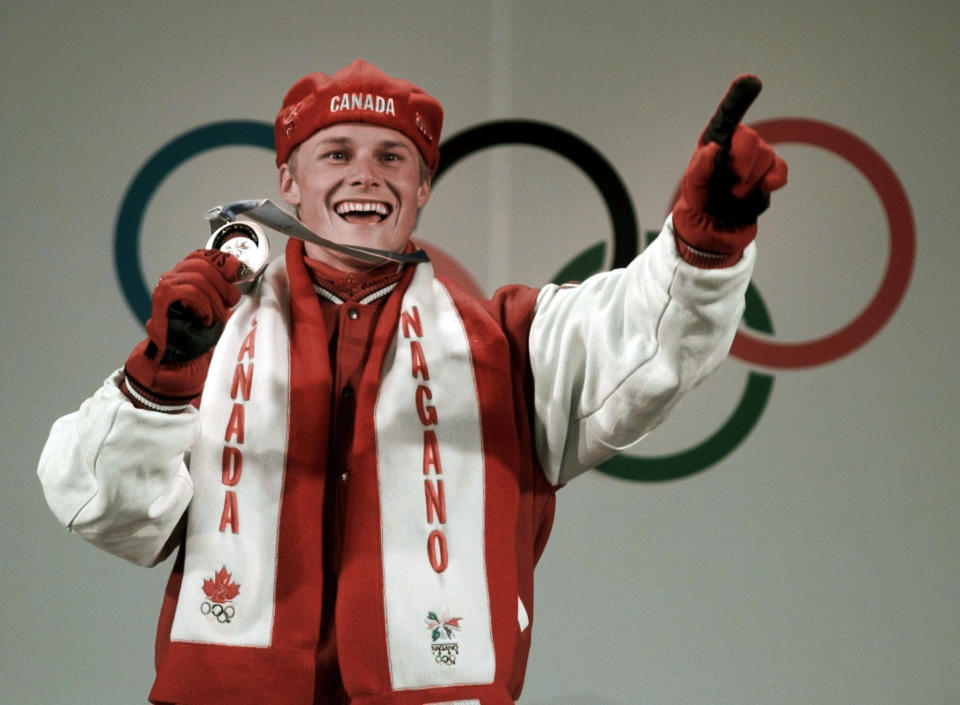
[274,238,333,651]
[447,280,549,699]
[336,264,416,694]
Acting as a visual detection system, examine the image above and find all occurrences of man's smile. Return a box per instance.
[334,199,394,224]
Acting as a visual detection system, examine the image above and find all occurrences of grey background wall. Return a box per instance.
[2,1,957,703]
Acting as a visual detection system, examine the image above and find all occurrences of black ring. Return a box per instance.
[435,120,638,269]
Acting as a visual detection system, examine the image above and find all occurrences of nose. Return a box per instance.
[348,154,380,188]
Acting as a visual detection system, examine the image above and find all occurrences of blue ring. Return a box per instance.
[114,120,274,323]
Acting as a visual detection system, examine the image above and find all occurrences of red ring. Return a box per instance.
[724,118,915,368]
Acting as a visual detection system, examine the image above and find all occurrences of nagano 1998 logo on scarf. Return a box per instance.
[113,116,915,483]
[425,611,462,665]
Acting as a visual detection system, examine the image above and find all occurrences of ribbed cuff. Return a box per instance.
[120,373,198,413]
[673,232,743,269]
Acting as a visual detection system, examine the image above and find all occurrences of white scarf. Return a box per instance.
[166,250,500,693]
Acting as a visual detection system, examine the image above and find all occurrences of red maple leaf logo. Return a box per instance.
[202,566,240,604]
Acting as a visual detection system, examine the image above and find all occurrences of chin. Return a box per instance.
[339,222,409,251]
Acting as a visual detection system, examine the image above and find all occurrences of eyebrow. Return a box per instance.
[377,140,414,154]
[317,136,351,145]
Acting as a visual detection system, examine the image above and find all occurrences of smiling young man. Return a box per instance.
[38,60,786,705]
[278,123,432,270]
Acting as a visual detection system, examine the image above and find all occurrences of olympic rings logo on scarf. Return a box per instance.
[200,601,235,624]
[113,116,914,483]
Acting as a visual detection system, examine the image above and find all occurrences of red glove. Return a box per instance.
[672,74,788,267]
[123,250,243,411]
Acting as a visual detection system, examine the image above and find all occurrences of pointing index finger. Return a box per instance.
[702,74,763,146]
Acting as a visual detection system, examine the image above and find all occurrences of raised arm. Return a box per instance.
[37,249,243,565]
[530,75,787,485]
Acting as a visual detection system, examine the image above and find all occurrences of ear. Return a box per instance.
[416,178,431,209]
[278,163,301,207]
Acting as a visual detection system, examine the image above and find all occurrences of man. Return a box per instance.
[38,59,786,705]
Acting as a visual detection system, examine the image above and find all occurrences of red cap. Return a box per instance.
[274,59,444,170]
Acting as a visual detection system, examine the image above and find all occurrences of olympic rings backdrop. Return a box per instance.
[113,117,915,482]
[8,5,955,704]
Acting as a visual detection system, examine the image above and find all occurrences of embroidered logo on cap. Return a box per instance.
[281,95,315,137]
[415,112,434,143]
[426,611,462,665]
[200,566,240,624]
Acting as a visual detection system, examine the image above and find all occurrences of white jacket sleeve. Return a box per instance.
[37,369,197,567]
[530,215,755,485]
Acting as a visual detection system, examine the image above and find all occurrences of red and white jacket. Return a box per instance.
[38,216,754,705]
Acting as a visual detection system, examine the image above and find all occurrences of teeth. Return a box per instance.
[335,201,391,216]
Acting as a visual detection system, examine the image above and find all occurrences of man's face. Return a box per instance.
[278,123,431,271]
